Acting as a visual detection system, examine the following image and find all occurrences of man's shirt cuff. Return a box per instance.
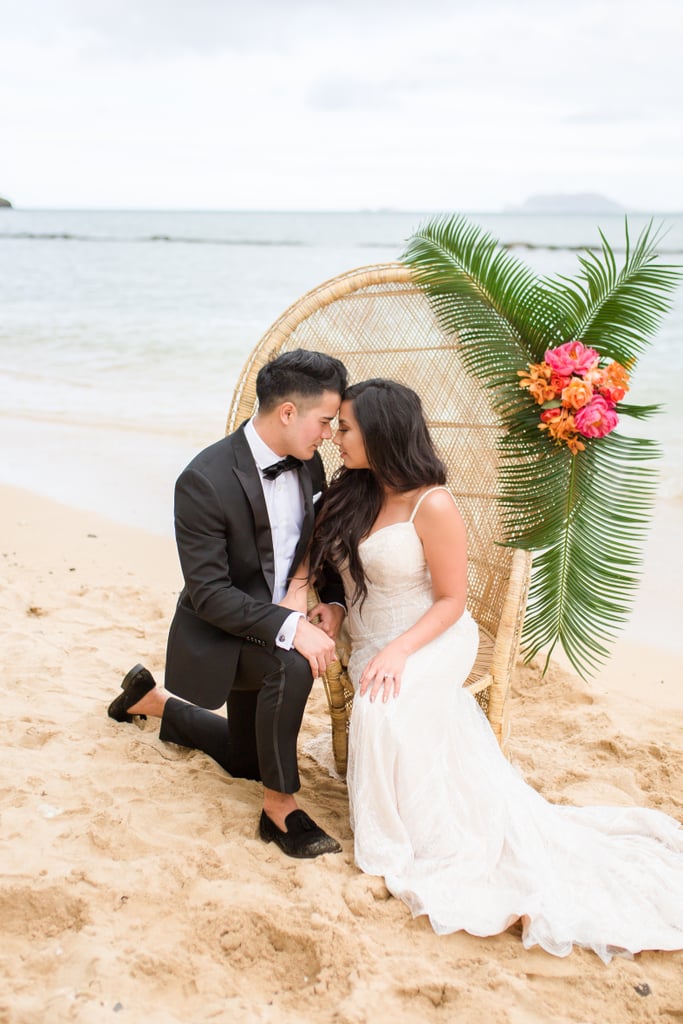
[275,611,304,650]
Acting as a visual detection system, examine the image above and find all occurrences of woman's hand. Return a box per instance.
[359,642,408,702]
[308,601,346,640]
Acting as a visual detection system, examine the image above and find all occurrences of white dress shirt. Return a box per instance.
[244,419,305,649]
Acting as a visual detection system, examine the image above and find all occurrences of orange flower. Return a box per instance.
[599,384,626,403]
[540,407,563,424]
[519,362,555,404]
[566,434,586,455]
[518,362,551,383]
[596,361,630,403]
[538,407,584,453]
[603,361,630,390]
[539,407,579,444]
[530,379,557,404]
[584,366,605,387]
[519,350,629,455]
[550,372,571,394]
[561,377,594,410]
[553,414,578,442]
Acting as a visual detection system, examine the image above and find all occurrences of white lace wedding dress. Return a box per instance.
[342,488,683,962]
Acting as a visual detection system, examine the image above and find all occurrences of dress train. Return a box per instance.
[341,497,683,962]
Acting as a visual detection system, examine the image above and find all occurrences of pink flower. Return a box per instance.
[574,395,619,438]
[545,341,600,378]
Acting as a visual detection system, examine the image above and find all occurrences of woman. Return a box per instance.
[291,378,683,962]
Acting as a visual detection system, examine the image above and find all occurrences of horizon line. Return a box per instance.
[3,205,682,216]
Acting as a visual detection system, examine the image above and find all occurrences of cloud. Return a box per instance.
[0,0,681,209]
[307,74,403,113]
[0,0,458,58]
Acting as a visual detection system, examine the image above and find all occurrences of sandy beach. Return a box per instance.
[2,482,682,1024]
[3,0,683,1006]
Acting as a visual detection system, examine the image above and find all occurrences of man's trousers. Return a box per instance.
[159,642,314,793]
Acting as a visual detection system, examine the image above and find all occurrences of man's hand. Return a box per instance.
[293,617,337,679]
[307,601,346,641]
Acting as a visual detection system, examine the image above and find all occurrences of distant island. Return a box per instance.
[506,193,625,214]
[0,196,12,208]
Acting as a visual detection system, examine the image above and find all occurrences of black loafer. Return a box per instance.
[108,664,156,722]
[259,810,342,859]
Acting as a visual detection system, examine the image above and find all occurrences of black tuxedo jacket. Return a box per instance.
[164,424,343,709]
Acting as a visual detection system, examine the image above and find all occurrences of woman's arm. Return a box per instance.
[279,560,310,615]
[359,489,468,701]
[281,558,346,640]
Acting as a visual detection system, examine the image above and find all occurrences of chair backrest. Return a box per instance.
[227,262,515,640]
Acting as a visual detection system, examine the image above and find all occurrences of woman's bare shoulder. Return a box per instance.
[412,486,464,527]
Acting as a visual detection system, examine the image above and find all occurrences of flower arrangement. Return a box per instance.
[518,341,631,455]
[403,215,681,678]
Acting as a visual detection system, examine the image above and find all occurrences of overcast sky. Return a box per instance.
[1,0,681,211]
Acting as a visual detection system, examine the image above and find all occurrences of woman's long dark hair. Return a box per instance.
[309,379,447,605]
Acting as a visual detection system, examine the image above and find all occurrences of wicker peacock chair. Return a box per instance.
[226,262,532,776]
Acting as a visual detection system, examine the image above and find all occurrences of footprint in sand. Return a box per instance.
[1,884,89,940]
[342,873,392,917]
[178,903,360,1004]
[16,725,60,749]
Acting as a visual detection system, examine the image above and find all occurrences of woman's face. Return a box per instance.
[333,399,370,470]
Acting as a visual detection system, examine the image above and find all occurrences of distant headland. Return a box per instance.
[0,196,12,208]
[505,193,625,214]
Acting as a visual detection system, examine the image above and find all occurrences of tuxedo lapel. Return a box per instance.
[232,427,276,597]
[290,462,315,575]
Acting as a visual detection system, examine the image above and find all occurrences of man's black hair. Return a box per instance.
[256,349,348,412]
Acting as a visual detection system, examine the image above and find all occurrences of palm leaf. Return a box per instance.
[401,214,680,678]
[403,215,563,402]
[518,433,660,676]
[617,403,661,420]
[545,221,681,365]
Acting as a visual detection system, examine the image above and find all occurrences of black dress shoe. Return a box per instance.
[107,664,156,723]
[259,810,342,859]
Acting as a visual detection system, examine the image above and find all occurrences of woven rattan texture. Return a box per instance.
[226,263,531,773]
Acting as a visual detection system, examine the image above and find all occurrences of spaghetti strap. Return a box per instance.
[408,486,452,522]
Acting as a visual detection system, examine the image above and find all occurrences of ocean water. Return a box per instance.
[1,209,681,535]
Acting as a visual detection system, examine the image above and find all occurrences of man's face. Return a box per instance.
[283,390,340,460]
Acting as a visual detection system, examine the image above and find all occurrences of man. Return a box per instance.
[108,349,348,858]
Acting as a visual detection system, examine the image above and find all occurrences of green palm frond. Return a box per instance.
[401,214,680,678]
[403,215,563,403]
[513,432,660,677]
[496,436,574,550]
[546,221,681,365]
[616,403,661,420]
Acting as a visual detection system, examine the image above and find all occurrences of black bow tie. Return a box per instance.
[262,455,303,480]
